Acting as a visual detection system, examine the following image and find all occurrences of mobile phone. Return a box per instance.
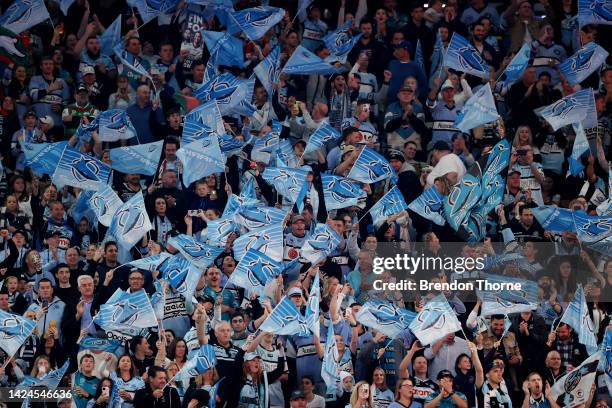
[102,387,109,397]
[187,210,199,216]
[517,149,527,156]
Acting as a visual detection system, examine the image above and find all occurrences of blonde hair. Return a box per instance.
[350,381,373,408]
[30,355,51,377]
[512,125,533,148]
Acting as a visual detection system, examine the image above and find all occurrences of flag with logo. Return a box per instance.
[99,15,121,56]
[276,138,299,168]
[204,218,239,247]
[168,234,223,268]
[177,135,226,187]
[253,45,281,99]
[53,146,111,191]
[23,141,67,175]
[127,0,180,24]
[356,300,417,339]
[409,294,462,345]
[72,190,96,225]
[223,194,259,218]
[215,77,256,116]
[0,310,36,358]
[321,173,366,210]
[113,43,153,84]
[183,100,225,145]
[479,274,538,315]
[93,288,158,332]
[300,223,342,264]
[550,352,602,408]
[444,165,482,230]
[499,42,531,87]
[233,204,286,230]
[557,41,609,85]
[109,140,163,176]
[573,210,612,242]
[128,253,171,271]
[193,72,239,103]
[560,284,598,353]
[98,109,138,142]
[347,146,396,184]
[531,206,576,233]
[322,19,362,62]
[537,88,593,131]
[304,122,341,154]
[578,0,612,27]
[175,345,217,380]
[201,30,245,68]
[444,32,490,79]
[304,272,320,337]
[367,186,409,228]
[321,320,339,395]
[0,0,50,35]
[259,296,310,336]
[17,360,69,391]
[228,248,283,298]
[430,29,444,79]
[454,84,499,133]
[408,187,446,226]
[79,337,121,353]
[161,256,202,298]
[228,6,284,40]
[282,45,343,75]
[262,166,309,205]
[107,191,152,250]
[568,122,590,176]
[233,224,284,262]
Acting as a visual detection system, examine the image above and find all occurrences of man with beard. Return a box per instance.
[521,372,559,408]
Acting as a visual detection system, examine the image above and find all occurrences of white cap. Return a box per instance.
[39,115,54,127]
[81,65,95,76]
[441,79,454,90]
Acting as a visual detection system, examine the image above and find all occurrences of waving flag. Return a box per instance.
[0,0,50,35]
[500,42,531,87]
[183,100,225,145]
[430,29,444,79]
[150,280,166,321]
[128,253,171,271]
[23,141,67,175]
[94,288,158,331]
[228,248,283,298]
[252,127,279,163]
[17,360,69,391]
[233,205,286,230]
[304,272,321,337]
[573,210,612,242]
[99,15,122,56]
[296,0,313,22]
[367,186,409,228]
[415,39,426,76]
[0,310,36,357]
[216,77,256,116]
[205,218,239,246]
[107,191,152,250]
[597,165,612,215]
[444,32,490,79]
[603,326,612,389]
[322,20,362,62]
[177,136,226,187]
[240,177,258,200]
[228,6,284,40]
[479,274,538,315]
[113,44,153,84]
[321,320,339,395]
[276,138,299,168]
[321,173,366,210]
[193,73,239,103]
[168,234,223,268]
[219,133,244,156]
[175,345,217,380]
[254,45,281,98]
[409,294,462,345]
[532,206,575,233]
[127,0,179,24]
[79,337,121,353]
[98,109,137,142]
[300,223,341,264]
[162,257,202,297]
[454,84,499,132]
[72,190,96,225]
[560,284,598,353]
[568,123,590,176]
[304,122,341,154]
[202,31,245,68]
[478,138,511,215]
[444,165,482,230]
[233,224,284,262]
[282,45,343,75]
[557,42,608,85]
[53,146,111,191]
[259,296,310,336]
[223,194,259,218]
[537,88,593,131]
[578,0,612,27]
[551,352,602,408]
[356,300,416,339]
[347,147,396,184]
[409,187,446,226]
[262,166,309,204]
[109,140,163,176]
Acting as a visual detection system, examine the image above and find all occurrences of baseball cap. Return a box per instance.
[291,214,306,224]
[437,369,454,380]
[485,361,505,373]
[288,287,303,297]
[196,294,214,304]
[45,230,61,239]
[441,79,454,90]
[394,40,411,51]
[39,115,54,128]
[244,352,261,362]
[432,141,451,151]
[387,149,405,162]
[77,83,88,93]
[398,85,414,93]
[81,65,95,76]
[23,110,37,119]
[290,390,306,400]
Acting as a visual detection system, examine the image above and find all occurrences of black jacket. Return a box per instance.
[134,384,181,408]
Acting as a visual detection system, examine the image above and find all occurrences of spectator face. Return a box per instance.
[150,370,167,390]
[523,67,537,85]
[508,172,521,189]
[391,32,405,46]
[80,356,95,375]
[56,267,70,285]
[14,65,26,81]
[76,89,89,105]
[364,236,377,251]
[360,23,373,38]
[117,76,129,89]
[118,355,133,372]
[411,7,424,22]
[231,315,246,332]
[287,32,299,47]
[487,366,503,385]
[39,281,53,300]
[78,220,89,233]
[373,368,385,386]
[127,38,141,55]
[24,115,36,128]
[222,256,235,274]
[458,355,471,371]
[86,38,100,55]
[215,322,232,344]
[160,44,173,62]
[490,317,505,336]
[167,112,181,128]
[206,267,221,287]
[546,351,561,369]
[193,64,205,83]
[79,276,94,297]
[375,9,388,24]
[359,382,370,399]
[557,325,571,341]
[162,171,177,188]
[128,272,144,291]
[518,1,533,18]
[291,219,306,237]
[155,198,167,215]
[398,378,415,399]
[41,59,54,76]
[5,277,17,293]
[333,75,345,91]
[441,86,455,103]
[517,126,531,145]
[559,261,572,279]
[290,397,307,408]
[105,245,118,263]
[137,86,151,104]
[358,253,373,272]
[301,377,314,392]
[413,356,428,375]
[472,24,486,42]
[398,88,414,104]
[520,208,533,227]
[0,294,8,311]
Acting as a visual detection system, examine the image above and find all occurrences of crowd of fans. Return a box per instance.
[0,0,611,407]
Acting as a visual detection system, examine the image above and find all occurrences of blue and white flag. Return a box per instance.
[162,257,202,298]
[216,77,256,116]
[444,32,490,79]
[578,0,612,27]
[0,310,36,357]
[479,274,538,315]
[568,122,590,176]
[251,126,279,163]
[531,206,575,233]
[321,173,366,210]
[444,167,482,230]
[296,0,313,22]
[408,187,446,226]
[99,15,122,56]
[368,186,408,228]
[150,280,166,321]
[322,20,362,62]
[240,177,258,200]
[229,248,283,298]
[304,272,320,337]
[228,6,284,40]
[205,218,239,247]
[59,0,74,15]
[168,234,223,268]
[300,223,341,264]
[72,190,96,225]
[127,253,171,271]
[193,73,239,103]
[107,191,152,250]
[551,352,602,408]
[500,42,531,87]
[415,40,426,77]
[557,41,609,85]
[347,146,396,184]
[259,296,310,336]
[233,224,284,262]
[219,133,245,157]
[561,284,598,353]
[109,140,163,176]
[321,319,338,395]
[409,295,462,345]
[177,136,226,187]
[262,166,309,204]
[98,109,137,142]
[304,122,341,154]
[282,45,343,75]
[223,194,259,218]
[127,0,179,24]
[201,30,245,68]
[183,100,225,145]
[430,29,444,79]
[53,146,111,191]
[17,360,69,391]
[113,44,153,83]
[254,46,281,98]
[454,84,499,132]
[573,210,612,242]
[233,205,286,230]
[276,138,299,168]
[0,0,50,35]
[603,326,612,388]
[79,337,121,353]
[537,88,593,131]
[23,141,67,175]
[94,288,158,331]
[355,300,416,339]
[175,345,217,380]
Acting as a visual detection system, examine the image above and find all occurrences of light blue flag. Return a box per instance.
[113,43,153,83]
[233,224,284,262]
[479,274,538,316]
[88,184,123,227]
[500,43,531,87]
[94,288,158,331]
[128,253,171,271]
[304,272,320,337]
[240,177,258,200]
[454,84,499,133]
[444,166,482,231]
[162,257,202,298]
[415,40,426,77]
[176,345,217,380]
[18,360,69,391]
[98,109,137,142]
[222,194,259,218]
[408,187,446,226]
[228,6,284,40]
[168,234,223,268]
[321,173,366,210]
[560,284,598,353]
[304,122,341,154]
[22,141,67,175]
[71,190,96,225]
[430,29,444,79]
[183,100,225,145]
[444,32,490,79]
[531,206,575,233]
[53,146,111,191]
[0,0,50,34]
[177,136,226,187]
[479,138,511,213]
[569,122,590,176]
[573,210,612,242]
[219,133,245,157]
[109,140,163,176]
[259,296,310,336]
[205,218,239,247]
[355,300,417,339]
[79,337,121,353]
[557,41,609,85]
[321,319,338,395]
[252,127,279,163]
[59,0,75,15]
[578,0,612,27]
[550,351,602,407]
[233,205,286,230]
[107,191,153,250]
[193,74,239,105]
[282,45,343,75]
[276,138,299,168]
[127,0,180,24]
[296,0,313,22]
[262,166,309,204]
[99,15,121,56]
[322,20,362,63]
[254,45,281,98]
[409,294,462,345]
[228,248,283,298]
[347,146,396,184]
[603,326,611,388]
[300,223,341,264]
[0,310,36,357]
[216,77,256,117]
[368,186,408,228]
[75,119,98,148]
[537,88,593,131]
[150,279,166,321]
[201,30,245,68]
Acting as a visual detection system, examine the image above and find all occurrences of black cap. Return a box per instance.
[197,294,214,304]
[45,230,61,239]
[387,150,405,162]
[190,389,210,407]
[437,369,454,380]
[23,110,37,119]
[485,361,505,373]
[77,83,88,93]
[290,390,306,400]
[432,141,451,151]
[13,229,27,237]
